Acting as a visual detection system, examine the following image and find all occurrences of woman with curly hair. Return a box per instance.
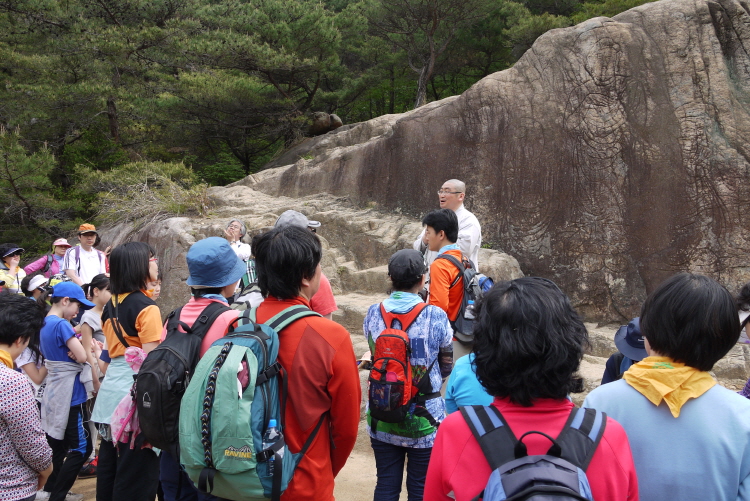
[424,277,638,501]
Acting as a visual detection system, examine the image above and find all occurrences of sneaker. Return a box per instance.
[65,493,84,501]
[35,491,50,501]
[77,458,97,478]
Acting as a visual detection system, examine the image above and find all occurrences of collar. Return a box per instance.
[197,293,228,303]
[439,244,460,254]
[382,291,424,313]
[623,356,716,417]
[266,296,312,309]
[0,350,12,369]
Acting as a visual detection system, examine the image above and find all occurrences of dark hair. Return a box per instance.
[191,287,223,298]
[422,208,458,243]
[390,273,424,292]
[738,282,750,312]
[20,274,35,297]
[49,296,84,306]
[83,274,110,299]
[36,289,51,313]
[253,226,322,300]
[0,294,45,346]
[641,273,739,371]
[472,277,588,406]
[109,242,156,294]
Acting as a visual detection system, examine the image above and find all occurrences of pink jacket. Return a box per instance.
[160,297,239,356]
[424,397,639,501]
[23,254,62,278]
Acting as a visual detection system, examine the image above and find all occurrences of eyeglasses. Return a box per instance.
[7,252,22,257]
[437,190,462,195]
[228,224,242,230]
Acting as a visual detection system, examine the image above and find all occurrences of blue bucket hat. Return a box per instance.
[186,237,246,288]
[51,282,95,309]
[614,317,648,361]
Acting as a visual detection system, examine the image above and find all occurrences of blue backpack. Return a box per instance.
[179,305,324,501]
[460,405,606,501]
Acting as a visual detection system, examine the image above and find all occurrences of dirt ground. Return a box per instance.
[71,420,404,501]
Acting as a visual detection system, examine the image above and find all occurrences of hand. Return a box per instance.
[104,246,112,256]
[37,464,52,490]
[223,228,235,241]
[67,351,75,360]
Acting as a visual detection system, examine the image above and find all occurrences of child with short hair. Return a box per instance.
[0,294,53,501]
[38,282,95,501]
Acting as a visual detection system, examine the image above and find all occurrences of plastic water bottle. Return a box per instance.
[465,300,476,320]
[262,419,282,476]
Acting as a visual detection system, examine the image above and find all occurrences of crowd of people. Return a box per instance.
[0,178,750,501]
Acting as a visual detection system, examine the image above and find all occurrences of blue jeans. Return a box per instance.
[370,437,432,501]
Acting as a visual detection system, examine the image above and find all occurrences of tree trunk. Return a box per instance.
[415,66,428,108]
[107,98,120,143]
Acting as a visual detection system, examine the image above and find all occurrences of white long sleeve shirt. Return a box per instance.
[413,204,482,271]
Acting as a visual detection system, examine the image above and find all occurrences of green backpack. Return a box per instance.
[179,305,324,501]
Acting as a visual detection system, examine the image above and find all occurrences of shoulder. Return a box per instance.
[423,304,449,321]
[125,291,157,311]
[302,315,351,346]
[0,366,31,392]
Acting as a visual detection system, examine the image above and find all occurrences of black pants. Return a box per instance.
[96,439,160,501]
[45,403,93,501]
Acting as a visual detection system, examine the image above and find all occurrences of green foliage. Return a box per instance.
[570,0,652,23]
[0,127,83,255]
[195,150,247,186]
[0,0,649,246]
[76,161,212,227]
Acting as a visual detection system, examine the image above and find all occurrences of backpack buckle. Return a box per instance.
[255,361,282,386]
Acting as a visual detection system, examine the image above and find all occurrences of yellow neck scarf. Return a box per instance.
[623,356,716,417]
[0,349,13,369]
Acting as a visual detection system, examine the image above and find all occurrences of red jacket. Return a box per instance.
[424,397,639,501]
[255,296,361,500]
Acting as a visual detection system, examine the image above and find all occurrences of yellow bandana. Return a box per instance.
[623,356,716,417]
[0,349,13,369]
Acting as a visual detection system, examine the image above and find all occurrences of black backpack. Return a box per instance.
[460,405,606,501]
[436,254,482,344]
[136,301,232,456]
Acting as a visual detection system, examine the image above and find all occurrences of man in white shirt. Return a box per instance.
[63,224,108,286]
[414,179,482,271]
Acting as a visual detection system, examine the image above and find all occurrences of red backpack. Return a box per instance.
[368,303,438,427]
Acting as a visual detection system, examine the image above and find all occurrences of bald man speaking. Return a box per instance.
[414,179,482,271]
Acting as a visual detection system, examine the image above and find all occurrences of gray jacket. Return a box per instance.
[41,360,93,440]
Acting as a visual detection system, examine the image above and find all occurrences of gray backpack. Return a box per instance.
[460,405,606,501]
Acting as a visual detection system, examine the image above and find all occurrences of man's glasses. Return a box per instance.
[437,190,462,195]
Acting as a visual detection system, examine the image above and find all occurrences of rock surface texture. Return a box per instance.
[239,0,750,321]
[97,187,750,402]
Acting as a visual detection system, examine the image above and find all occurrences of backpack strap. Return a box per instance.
[106,299,130,349]
[618,355,633,379]
[42,254,53,273]
[436,254,465,288]
[264,305,322,332]
[555,407,607,471]
[378,302,427,332]
[166,301,231,339]
[460,405,519,470]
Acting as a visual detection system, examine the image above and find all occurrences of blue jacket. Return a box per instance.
[584,380,750,501]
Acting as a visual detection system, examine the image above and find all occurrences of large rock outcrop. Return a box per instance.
[237,0,750,321]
